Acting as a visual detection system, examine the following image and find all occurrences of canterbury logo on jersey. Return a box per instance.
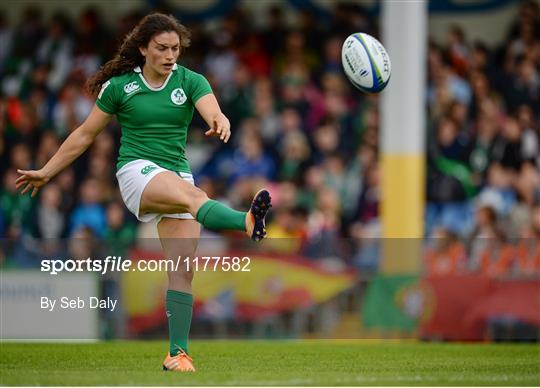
[141,165,157,175]
[124,81,140,94]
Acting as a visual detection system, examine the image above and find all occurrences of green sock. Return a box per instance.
[196,199,246,231]
[166,290,193,356]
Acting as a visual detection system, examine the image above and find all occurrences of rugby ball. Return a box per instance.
[341,32,391,93]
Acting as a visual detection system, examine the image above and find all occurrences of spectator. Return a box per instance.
[203,28,238,91]
[220,64,253,129]
[237,34,270,78]
[70,178,107,238]
[0,12,13,76]
[424,227,467,276]
[36,12,73,93]
[477,230,515,277]
[278,131,311,182]
[468,205,504,271]
[311,118,340,163]
[105,201,136,258]
[68,226,99,261]
[516,105,539,167]
[304,187,343,261]
[320,36,344,74]
[261,5,287,57]
[52,81,93,137]
[350,220,381,272]
[30,182,65,239]
[9,103,42,154]
[229,123,275,184]
[1,169,32,238]
[253,79,280,144]
[493,116,527,171]
[446,25,470,76]
[1,7,44,96]
[514,224,540,276]
[265,206,308,254]
[355,163,380,225]
[503,56,540,113]
[35,131,59,169]
[72,8,109,78]
[475,163,517,217]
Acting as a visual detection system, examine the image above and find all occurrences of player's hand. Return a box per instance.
[15,169,50,197]
[205,114,231,143]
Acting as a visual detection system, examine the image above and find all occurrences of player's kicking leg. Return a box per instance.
[140,171,272,240]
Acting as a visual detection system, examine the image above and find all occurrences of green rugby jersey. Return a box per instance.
[95,64,212,173]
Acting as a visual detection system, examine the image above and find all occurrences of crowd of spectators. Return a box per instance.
[424,0,540,277]
[0,1,538,277]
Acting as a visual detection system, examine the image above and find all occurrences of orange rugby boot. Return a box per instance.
[162,349,195,372]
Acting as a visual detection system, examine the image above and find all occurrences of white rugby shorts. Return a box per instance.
[116,159,195,222]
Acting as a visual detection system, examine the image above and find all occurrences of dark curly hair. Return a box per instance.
[86,13,190,96]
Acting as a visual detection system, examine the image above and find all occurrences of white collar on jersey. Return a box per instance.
[133,63,177,91]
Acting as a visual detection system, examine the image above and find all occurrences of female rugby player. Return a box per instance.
[16,13,271,372]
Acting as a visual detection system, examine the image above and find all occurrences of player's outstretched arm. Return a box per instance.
[195,94,231,143]
[16,105,112,197]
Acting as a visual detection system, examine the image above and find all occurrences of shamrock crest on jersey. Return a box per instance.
[171,88,187,105]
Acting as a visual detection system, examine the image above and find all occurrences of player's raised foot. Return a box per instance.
[245,189,272,242]
[162,349,195,372]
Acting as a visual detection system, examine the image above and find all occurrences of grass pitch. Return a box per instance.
[1,340,538,386]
